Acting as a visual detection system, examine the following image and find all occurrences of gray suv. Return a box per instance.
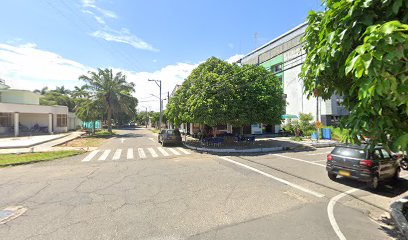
[326,144,400,190]
[158,129,182,146]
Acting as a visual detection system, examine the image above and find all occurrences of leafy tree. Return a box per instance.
[300,0,408,150]
[74,97,104,134]
[37,86,75,111]
[167,57,285,135]
[79,68,138,133]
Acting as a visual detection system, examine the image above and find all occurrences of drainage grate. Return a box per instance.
[0,206,27,224]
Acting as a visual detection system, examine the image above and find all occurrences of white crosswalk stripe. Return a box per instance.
[82,150,100,162]
[81,147,192,162]
[98,149,111,161]
[127,148,134,159]
[112,149,122,160]
[138,148,146,159]
[176,147,190,155]
[157,147,169,156]
[147,148,158,158]
[167,148,181,155]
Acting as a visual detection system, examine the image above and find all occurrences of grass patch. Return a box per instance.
[150,129,160,134]
[290,136,303,142]
[94,130,117,137]
[0,150,85,167]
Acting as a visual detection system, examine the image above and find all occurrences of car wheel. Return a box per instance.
[161,141,166,147]
[393,167,401,183]
[328,172,337,181]
[367,175,379,190]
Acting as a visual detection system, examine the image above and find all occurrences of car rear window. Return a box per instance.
[166,130,174,135]
[332,147,366,159]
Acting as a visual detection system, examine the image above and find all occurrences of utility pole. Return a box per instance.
[148,79,162,130]
[145,107,148,128]
[314,77,320,142]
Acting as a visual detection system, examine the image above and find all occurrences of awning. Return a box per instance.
[281,114,298,119]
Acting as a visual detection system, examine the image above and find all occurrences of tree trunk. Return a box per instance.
[240,126,244,136]
[213,126,217,137]
[107,105,112,133]
[92,120,96,135]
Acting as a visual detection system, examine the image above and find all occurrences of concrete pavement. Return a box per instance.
[0,128,404,239]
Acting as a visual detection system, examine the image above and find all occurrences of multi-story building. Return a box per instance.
[239,23,348,132]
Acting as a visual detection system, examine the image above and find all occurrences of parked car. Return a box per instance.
[326,144,401,190]
[158,129,182,146]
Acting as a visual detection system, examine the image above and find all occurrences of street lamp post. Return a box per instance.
[148,79,162,130]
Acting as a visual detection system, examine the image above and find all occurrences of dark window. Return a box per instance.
[57,114,67,127]
[271,64,283,73]
[380,149,391,159]
[332,147,366,159]
[0,113,12,127]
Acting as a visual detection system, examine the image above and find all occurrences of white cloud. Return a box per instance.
[119,63,198,111]
[0,42,195,112]
[0,43,90,90]
[81,0,158,52]
[91,28,159,52]
[226,54,245,64]
[81,0,117,19]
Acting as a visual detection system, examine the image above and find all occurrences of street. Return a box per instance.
[0,128,406,239]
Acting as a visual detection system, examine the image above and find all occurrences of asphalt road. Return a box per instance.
[0,128,407,240]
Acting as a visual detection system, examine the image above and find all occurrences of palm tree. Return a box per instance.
[33,87,49,95]
[79,68,137,133]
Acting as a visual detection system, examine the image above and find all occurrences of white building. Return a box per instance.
[0,80,81,136]
[238,23,348,131]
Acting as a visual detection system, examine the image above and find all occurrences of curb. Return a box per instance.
[390,197,408,239]
[183,143,284,153]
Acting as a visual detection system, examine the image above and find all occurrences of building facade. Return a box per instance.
[239,23,348,129]
[0,80,80,136]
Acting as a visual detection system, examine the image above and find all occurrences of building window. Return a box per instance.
[271,64,283,73]
[57,114,67,127]
[0,113,12,127]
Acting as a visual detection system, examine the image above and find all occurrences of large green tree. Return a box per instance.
[167,57,285,134]
[79,68,138,133]
[300,0,408,150]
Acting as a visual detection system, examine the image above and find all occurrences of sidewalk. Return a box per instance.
[271,136,338,148]
[0,132,91,154]
[0,134,68,149]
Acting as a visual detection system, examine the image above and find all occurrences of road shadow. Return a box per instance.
[119,133,145,138]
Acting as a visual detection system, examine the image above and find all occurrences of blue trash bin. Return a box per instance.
[311,132,318,140]
[322,128,332,140]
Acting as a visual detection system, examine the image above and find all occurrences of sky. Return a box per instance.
[0,0,322,111]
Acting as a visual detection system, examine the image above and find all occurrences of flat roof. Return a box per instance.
[239,22,308,62]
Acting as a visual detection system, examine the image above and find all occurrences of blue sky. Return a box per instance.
[0,0,322,111]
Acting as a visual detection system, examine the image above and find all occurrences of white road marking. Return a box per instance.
[112,149,122,160]
[273,154,326,167]
[127,148,134,159]
[328,188,359,240]
[307,152,331,156]
[138,148,146,159]
[120,138,125,143]
[82,150,100,162]
[218,156,325,198]
[167,148,181,155]
[157,147,169,156]
[148,148,158,158]
[148,138,155,142]
[177,147,190,154]
[311,160,327,163]
[98,149,111,161]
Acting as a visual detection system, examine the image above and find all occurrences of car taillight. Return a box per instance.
[360,159,373,167]
[327,154,333,161]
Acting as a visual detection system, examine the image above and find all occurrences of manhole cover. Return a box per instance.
[0,206,27,224]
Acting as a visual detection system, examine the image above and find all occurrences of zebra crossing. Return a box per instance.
[81,147,191,162]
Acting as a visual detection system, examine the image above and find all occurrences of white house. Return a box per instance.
[0,80,81,136]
